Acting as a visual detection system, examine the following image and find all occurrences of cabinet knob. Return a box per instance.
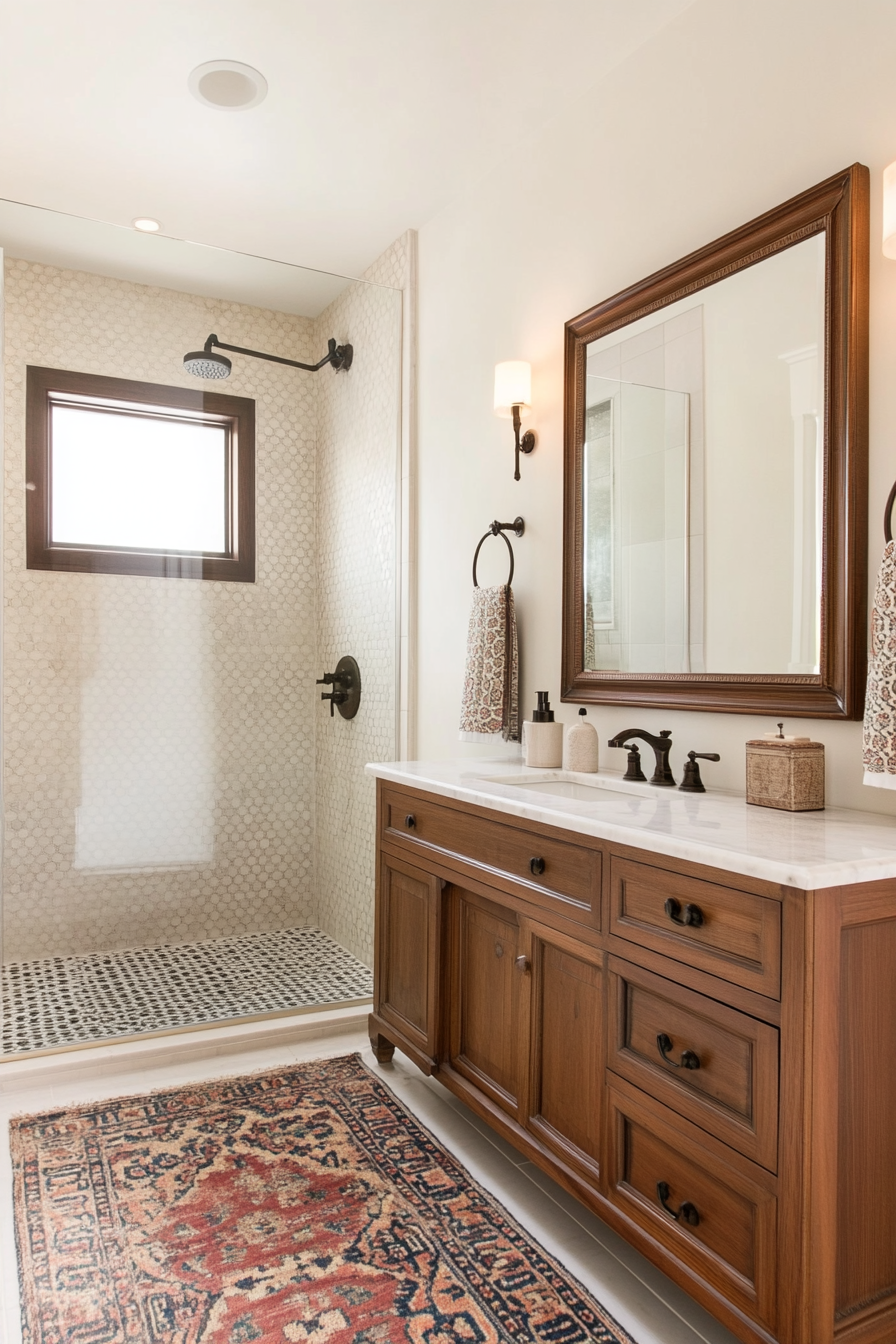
[515,955,530,973]
[405,813,416,830]
[656,1181,700,1226]
[664,897,704,928]
[529,856,546,877]
[494,942,504,958]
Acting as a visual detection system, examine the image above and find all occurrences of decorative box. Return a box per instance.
[745,736,825,812]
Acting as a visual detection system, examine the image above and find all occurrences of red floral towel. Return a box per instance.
[459,584,519,741]
[863,541,896,788]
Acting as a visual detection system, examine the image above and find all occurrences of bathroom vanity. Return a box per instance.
[366,760,896,1344]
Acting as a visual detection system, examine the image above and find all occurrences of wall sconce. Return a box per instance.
[494,360,537,481]
[883,160,896,257]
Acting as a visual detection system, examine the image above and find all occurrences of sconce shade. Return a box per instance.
[884,160,896,258]
[494,361,532,418]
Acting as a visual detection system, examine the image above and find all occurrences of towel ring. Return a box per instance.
[885,480,896,543]
[472,517,524,587]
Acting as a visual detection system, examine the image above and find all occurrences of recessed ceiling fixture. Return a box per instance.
[132,217,161,233]
[189,60,268,111]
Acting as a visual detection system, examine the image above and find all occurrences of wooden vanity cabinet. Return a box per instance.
[370,779,896,1344]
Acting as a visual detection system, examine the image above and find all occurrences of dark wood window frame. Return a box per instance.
[26,366,255,582]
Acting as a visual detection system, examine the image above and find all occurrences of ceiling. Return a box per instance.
[0,0,695,278]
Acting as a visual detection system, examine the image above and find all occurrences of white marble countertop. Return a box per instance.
[365,758,896,891]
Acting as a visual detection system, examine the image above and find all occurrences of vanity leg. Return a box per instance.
[369,1032,396,1064]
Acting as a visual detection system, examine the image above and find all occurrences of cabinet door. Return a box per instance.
[446,885,524,1118]
[520,917,605,1187]
[374,852,441,1060]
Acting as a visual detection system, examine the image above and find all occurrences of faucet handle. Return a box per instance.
[621,743,647,782]
[679,751,721,793]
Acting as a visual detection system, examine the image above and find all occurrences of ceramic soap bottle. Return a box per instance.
[566,707,599,772]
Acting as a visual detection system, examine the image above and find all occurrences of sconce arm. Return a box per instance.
[511,403,537,481]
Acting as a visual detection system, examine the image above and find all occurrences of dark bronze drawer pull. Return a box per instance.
[530,856,546,876]
[515,954,530,973]
[657,1032,700,1070]
[494,942,504,958]
[664,897,704,928]
[404,814,416,830]
[656,1181,700,1226]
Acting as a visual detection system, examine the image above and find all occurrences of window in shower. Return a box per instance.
[26,366,255,581]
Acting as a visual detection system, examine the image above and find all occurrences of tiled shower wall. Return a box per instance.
[312,236,408,965]
[2,259,319,959]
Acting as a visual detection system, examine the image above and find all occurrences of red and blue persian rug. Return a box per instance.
[11,1052,635,1343]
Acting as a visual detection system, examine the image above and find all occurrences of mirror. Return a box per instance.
[563,165,869,718]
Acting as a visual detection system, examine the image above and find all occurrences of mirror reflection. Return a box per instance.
[583,232,825,675]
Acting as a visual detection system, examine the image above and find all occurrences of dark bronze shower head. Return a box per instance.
[184,333,352,379]
[183,336,232,379]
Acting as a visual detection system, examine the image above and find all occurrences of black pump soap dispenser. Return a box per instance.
[532,691,555,722]
[523,691,563,767]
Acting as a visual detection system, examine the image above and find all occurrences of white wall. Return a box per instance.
[414,0,896,814]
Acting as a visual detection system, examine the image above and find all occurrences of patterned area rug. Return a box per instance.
[11,1053,635,1343]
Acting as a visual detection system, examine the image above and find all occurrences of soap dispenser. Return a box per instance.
[523,692,564,768]
[566,707,600,773]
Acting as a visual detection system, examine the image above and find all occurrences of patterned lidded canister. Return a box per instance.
[745,738,825,811]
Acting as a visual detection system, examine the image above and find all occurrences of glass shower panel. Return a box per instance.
[0,200,402,1055]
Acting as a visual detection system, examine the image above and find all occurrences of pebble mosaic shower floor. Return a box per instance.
[0,926,373,1055]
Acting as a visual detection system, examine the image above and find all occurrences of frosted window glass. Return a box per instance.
[51,405,227,553]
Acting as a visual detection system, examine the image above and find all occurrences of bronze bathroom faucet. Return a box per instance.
[607,728,675,787]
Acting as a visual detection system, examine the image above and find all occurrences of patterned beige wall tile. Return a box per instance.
[2,259,320,959]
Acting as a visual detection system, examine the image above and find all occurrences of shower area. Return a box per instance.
[0,201,408,1057]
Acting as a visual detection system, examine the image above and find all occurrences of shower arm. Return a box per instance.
[201,333,352,373]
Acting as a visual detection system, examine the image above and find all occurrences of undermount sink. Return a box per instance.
[476,771,669,803]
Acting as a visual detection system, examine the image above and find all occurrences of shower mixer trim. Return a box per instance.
[317,656,361,720]
[184,333,353,380]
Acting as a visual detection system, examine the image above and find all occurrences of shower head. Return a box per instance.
[184,332,352,379]
[184,336,232,380]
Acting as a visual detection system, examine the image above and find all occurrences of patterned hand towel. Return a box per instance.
[863,540,896,788]
[459,584,519,742]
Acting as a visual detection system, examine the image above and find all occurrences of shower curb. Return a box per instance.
[0,1002,371,1091]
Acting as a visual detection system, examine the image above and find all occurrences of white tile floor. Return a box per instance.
[0,1008,741,1344]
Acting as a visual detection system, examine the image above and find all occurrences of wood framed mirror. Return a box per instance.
[562,164,869,718]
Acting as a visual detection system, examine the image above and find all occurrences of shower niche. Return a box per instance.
[0,199,406,1056]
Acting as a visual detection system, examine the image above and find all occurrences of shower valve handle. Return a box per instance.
[320,689,348,717]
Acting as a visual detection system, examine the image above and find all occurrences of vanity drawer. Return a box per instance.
[607,1078,777,1333]
[608,957,779,1171]
[609,856,781,999]
[381,788,599,915]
